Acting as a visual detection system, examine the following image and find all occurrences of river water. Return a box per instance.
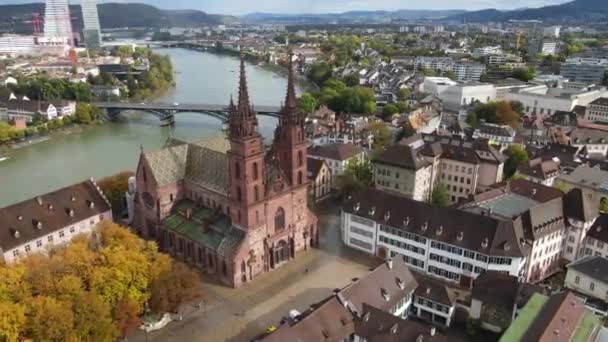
[0,48,297,207]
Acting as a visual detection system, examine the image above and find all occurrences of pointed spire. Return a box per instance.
[229,53,259,139]
[284,51,297,114]
[237,54,252,118]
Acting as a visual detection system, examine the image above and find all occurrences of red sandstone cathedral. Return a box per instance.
[133,56,318,287]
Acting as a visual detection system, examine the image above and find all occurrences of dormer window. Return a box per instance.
[384,211,390,221]
[33,220,42,230]
[87,200,95,209]
[403,216,410,226]
[396,277,405,290]
[390,323,398,334]
[70,196,76,202]
[48,204,54,211]
[17,215,23,221]
[504,242,511,251]
[381,288,390,301]
[481,237,489,248]
[421,222,428,232]
[354,202,360,212]
[66,208,74,217]
[457,231,464,241]
[436,225,443,236]
[369,206,376,216]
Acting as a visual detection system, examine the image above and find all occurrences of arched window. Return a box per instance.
[298,171,303,185]
[236,186,242,202]
[253,162,259,180]
[169,194,174,202]
[275,207,285,231]
[298,151,303,167]
[256,210,260,224]
[254,185,260,201]
[222,260,227,276]
[235,163,241,179]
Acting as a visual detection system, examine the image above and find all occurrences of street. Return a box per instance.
[130,203,379,342]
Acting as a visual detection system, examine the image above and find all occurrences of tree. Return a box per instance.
[337,158,373,195]
[504,145,529,179]
[0,302,26,342]
[382,104,399,120]
[114,297,141,337]
[397,87,410,101]
[27,296,75,341]
[297,93,318,114]
[510,101,525,117]
[420,68,438,77]
[149,262,203,313]
[553,180,569,193]
[308,62,333,86]
[343,73,360,87]
[512,67,536,82]
[431,185,450,208]
[368,121,391,153]
[495,101,520,128]
[444,70,457,80]
[98,171,135,215]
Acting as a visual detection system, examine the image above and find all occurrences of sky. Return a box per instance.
[0,0,573,15]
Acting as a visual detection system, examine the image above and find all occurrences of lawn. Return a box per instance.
[498,293,548,342]
[572,312,601,342]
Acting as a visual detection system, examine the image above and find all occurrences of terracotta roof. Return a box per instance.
[570,127,608,145]
[508,179,564,203]
[339,258,418,315]
[567,256,608,284]
[355,304,447,342]
[0,180,111,252]
[308,143,364,161]
[260,296,355,342]
[344,188,527,257]
[6,99,53,113]
[517,157,560,181]
[307,158,325,180]
[521,291,588,342]
[374,144,431,170]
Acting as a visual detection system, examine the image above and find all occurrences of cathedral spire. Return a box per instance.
[237,55,253,119]
[284,51,297,115]
[229,54,259,139]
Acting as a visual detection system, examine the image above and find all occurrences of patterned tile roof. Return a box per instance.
[143,136,230,193]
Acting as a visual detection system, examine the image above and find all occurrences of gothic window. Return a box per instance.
[275,207,285,231]
[298,171,303,185]
[298,151,303,167]
[236,187,242,202]
[253,162,259,180]
[256,210,260,224]
[235,163,241,180]
[142,167,147,184]
[254,185,260,201]
[222,260,228,277]
[170,194,174,202]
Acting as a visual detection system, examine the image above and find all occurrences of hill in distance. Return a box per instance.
[240,9,466,24]
[447,0,608,23]
[0,2,236,34]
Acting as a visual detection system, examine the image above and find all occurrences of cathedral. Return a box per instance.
[133,56,318,287]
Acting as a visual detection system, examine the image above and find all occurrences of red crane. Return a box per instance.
[23,12,43,36]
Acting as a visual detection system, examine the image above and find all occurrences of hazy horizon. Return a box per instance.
[0,0,572,15]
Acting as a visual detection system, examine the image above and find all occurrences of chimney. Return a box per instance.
[35,196,43,206]
[386,259,393,270]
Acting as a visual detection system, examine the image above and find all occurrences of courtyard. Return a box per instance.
[130,204,379,342]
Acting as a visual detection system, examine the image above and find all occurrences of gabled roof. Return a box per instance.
[567,256,608,285]
[472,271,519,312]
[586,213,608,244]
[307,158,326,179]
[308,143,364,161]
[412,272,456,307]
[0,180,111,252]
[339,258,418,314]
[344,188,527,257]
[564,188,599,223]
[373,144,430,170]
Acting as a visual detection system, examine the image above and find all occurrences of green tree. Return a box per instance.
[397,87,410,101]
[337,158,373,195]
[431,184,450,207]
[343,73,360,87]
[553,180,569,193]
[98,171,135,215]
[420,68,438,77]
[504,145,529,179]
[308,62,333,86]
[512,67,536,82]
[382,104,399,120]
[297,93,318,114]
[510,101,525,117]
[368,121,391,154]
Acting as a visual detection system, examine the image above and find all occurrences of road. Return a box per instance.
[130,203,379,342]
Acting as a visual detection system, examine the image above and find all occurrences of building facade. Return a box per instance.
[585,97,608,123]
[306,158,332,202]
[81,0,102,49]
[44,0,73,44]
[132,57,318,288]
[308,143,365,189]
[0,179,113,264]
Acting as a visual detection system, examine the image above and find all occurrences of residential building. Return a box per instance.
[411,272,456,327]
[418,135,505,204]
[341,188,528,287]
[0,99,57,122]
[558,165,608,208]
[580,214,608,259]
[460,180,568,283]
[528,39,558,56]
[131,58,318,288]
[569,127,608,158]
[307,158,331,202]
[50,100,76,117]
[562,188,599,262]
[440,82,496,111]
[561,58,608,85]
[414,57,454,72]
[452,62,486,82]
[516,157,560,186]
[566,256,608,306]
[308,143,366,188]
[0,179,112,264]
[81,0,102,49]
[469,271,520,333]
[472,122,516,148]
[473,46,503,58]
[259,258,447,342]
[505,84,608,118]
[373,144,433,202]
[422,77,457,97]
[544,26,561,38]
[499,291,600,342]
[585,97,608,123]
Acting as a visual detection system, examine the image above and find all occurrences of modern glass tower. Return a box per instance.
[44,0,73,44]
[81,0,101,49]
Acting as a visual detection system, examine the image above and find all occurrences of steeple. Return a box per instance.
[283,51,298,119]
[229,55,259,139]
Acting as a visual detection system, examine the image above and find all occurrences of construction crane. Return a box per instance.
[23,12,43,36]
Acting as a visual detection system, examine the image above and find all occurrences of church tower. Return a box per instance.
[275,53,308,188]
[227,56,265,229]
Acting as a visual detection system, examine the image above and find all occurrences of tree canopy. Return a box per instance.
[504,145,529,179]
[0,221,203,341]
[337,158,373,195]
[431,184,450,208]
[466,101,520,128]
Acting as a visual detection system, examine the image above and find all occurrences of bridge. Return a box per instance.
[94,102,283,125]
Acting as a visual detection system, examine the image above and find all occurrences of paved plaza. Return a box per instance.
[131,205,379,342]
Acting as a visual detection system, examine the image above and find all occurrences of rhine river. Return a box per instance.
[0,48,298,207]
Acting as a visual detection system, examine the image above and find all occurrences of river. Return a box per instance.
[0,48,298,207]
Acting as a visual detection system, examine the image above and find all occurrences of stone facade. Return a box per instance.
[132,56,318,288]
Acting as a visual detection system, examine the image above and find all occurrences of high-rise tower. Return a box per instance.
[44,0,73,45]
[81,0,101,49]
